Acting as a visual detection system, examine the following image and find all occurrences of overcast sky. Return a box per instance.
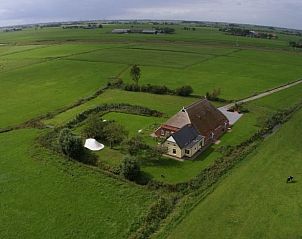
[0,0,301,29]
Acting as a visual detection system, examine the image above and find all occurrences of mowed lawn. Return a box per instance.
[103,112,162,137]
[165,108,302,239]
[0,129,155,239]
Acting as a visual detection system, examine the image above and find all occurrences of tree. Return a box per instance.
[130,65,141,85]
[145,145,167,160]
[126,135,148,155]
[120,156,140,181]
[58,128,83,158]
[175,85,193,96]
[81,114,107,140]
[103,122,128,148]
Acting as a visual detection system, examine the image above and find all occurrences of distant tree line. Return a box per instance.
[183,27,196,31]
[154,27,175,34]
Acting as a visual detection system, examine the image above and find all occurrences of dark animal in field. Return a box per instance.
[287,176,294,183]
[161,174,165,178]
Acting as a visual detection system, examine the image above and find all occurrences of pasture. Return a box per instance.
[0,129,155,238]
[164,107,302,239]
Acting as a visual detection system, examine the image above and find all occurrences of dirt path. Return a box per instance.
[219,79,302,125]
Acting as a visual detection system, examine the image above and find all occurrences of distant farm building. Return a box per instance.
[142,29,159,34]
[112,29,130,34]
[155,99,229,159]
[112,29,160,34]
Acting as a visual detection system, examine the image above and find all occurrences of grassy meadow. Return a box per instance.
[1,22,302,238]
[0,129,155,239]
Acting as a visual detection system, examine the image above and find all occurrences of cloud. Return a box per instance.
[0,0,301,29]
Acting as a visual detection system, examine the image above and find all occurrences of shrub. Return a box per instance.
[107,78,123,88]
[228,103,249,113]
[126,135,149,155]
[58,128,83,158]
[145,145,167,160]
[175,85,193,96]
[124,83,140,92]
[120,156,140,181]
[81,114,109,140]
[206,88,221,101]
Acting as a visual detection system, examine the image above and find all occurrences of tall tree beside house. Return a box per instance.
[130,64,141,85]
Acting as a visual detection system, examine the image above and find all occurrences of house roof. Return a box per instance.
[164,108,191,129]
[171,125,201,149]
[163,98,228,137]
[185,98,228,136]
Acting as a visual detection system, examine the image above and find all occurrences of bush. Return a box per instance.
[120,156,140,181]
[81,114,109,140]
[58,128,83,158]
[206,88,221,101]
[175,85,193,96]
[126,135,149,155]
[145,145,167,160]
[124,83,140,92]
[228,103,249,113]
[107,78,123,88]
[103,122,128,148]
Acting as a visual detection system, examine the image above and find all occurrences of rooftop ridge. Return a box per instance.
[184,97,207,110]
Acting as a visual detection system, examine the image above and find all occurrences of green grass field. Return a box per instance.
[164,108,302,239]
[0,129,155,238]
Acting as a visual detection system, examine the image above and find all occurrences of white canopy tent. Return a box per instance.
[84,138,105,151]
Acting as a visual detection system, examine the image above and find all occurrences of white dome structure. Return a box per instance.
[84,138,105,151]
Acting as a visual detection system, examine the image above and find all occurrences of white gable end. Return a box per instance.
[167,136,176,143]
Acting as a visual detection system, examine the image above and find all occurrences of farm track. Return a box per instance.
[222,78,302,109]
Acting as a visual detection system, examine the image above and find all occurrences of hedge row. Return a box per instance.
[128,195,179,239]
[65,103,163,128]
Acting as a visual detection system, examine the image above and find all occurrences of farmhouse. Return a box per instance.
[155,98,229,159]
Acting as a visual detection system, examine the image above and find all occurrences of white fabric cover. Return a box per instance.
[84,138,104,151]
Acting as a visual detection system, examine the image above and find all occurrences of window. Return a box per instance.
[172,149,176,154]
[161,129,165,136]
[185,149,190,155]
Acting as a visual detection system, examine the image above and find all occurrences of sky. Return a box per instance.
[0,0,301,29]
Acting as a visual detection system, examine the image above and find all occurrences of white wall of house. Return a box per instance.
[164,137,205,159]
[164,140,185,158]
